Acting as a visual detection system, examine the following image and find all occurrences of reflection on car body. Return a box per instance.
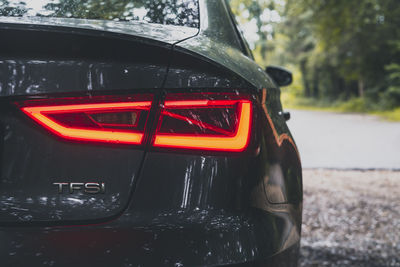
[0,0,302,266]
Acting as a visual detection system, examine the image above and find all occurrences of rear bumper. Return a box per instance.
[0,209,300,267]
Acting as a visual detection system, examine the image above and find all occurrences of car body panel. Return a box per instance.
[0,22,173,223]
[0,26,175,96]
[0,211,300,266]
[0,0,302,266]
[172,0,276,90]
[0,16,198,45]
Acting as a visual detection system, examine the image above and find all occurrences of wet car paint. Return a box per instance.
[0,16,199,45]
[0,0,302,266]
[0,28,174,96]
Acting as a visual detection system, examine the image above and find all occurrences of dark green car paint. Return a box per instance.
[0,1,301,266]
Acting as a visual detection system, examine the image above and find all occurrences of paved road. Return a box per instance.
[286,110,400,169]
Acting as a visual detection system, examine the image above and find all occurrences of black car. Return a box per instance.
[0,0,302,266]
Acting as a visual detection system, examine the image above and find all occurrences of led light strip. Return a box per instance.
[154,100,252,152]
[21,102,151,144]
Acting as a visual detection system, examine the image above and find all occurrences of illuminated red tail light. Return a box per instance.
[18,93,252,151]
[18,95,152,144]
[153,94,252,152]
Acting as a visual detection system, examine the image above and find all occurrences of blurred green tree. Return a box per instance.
[229,0,400,110]
[0,0,27,16]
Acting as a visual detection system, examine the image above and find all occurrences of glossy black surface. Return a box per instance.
[0,100,146,223]
[0,28,174,96]
[173,0,276,90]
[0,16,198,44]
[266,66,293,87]
[0,0,302,266]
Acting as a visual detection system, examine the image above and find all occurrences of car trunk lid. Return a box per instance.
[0,22,190,224]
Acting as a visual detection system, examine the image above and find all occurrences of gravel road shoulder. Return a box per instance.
[300,169,400,267]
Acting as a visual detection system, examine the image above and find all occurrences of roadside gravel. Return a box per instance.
[300,169,400,267]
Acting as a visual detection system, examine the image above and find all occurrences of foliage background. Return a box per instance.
[229,0,400,118]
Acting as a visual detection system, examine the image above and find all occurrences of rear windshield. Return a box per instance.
[0,0,199,28]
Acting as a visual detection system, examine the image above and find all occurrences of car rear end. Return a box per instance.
[0,1,302,266]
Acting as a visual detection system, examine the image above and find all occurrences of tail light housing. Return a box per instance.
[17,95,152,144]
[17,93,253,152]
[153,94,252,152]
